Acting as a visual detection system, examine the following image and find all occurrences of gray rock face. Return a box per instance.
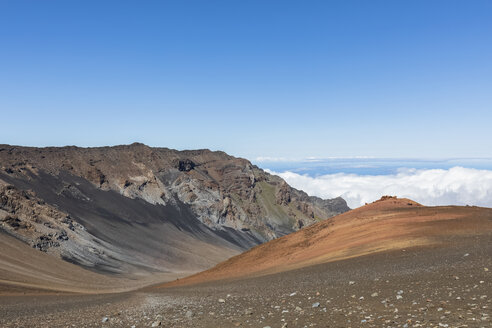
[175,159,195,172]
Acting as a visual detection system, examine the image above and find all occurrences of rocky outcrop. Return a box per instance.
[175,159,196,172]
[1,182,68,245]
[0,180,86,255]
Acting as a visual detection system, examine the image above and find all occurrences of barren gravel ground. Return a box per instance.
[1,234,490,328]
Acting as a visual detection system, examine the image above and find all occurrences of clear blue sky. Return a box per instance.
[1,1,491,160]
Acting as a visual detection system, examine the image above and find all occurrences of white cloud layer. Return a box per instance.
[268,167,492,209]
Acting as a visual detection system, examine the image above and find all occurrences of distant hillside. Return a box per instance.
[0,143,349,278]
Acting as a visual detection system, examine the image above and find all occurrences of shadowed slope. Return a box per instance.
[164,196,492,287]
[0,172,254,277]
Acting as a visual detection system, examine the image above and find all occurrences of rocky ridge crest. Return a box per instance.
[0,143,348,241]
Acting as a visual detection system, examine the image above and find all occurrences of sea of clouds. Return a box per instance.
[266,167,492,209]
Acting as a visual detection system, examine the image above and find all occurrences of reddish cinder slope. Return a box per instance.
[163,196,492,287]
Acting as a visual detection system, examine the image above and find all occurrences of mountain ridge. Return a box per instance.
[0,143,349,283]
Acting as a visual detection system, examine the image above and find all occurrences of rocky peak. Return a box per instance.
[175,159,196,172]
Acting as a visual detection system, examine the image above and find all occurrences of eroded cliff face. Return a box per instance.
[0,143,349,274]
[0,180,133,271]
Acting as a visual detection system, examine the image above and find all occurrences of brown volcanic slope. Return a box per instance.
[166,196,492,287]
